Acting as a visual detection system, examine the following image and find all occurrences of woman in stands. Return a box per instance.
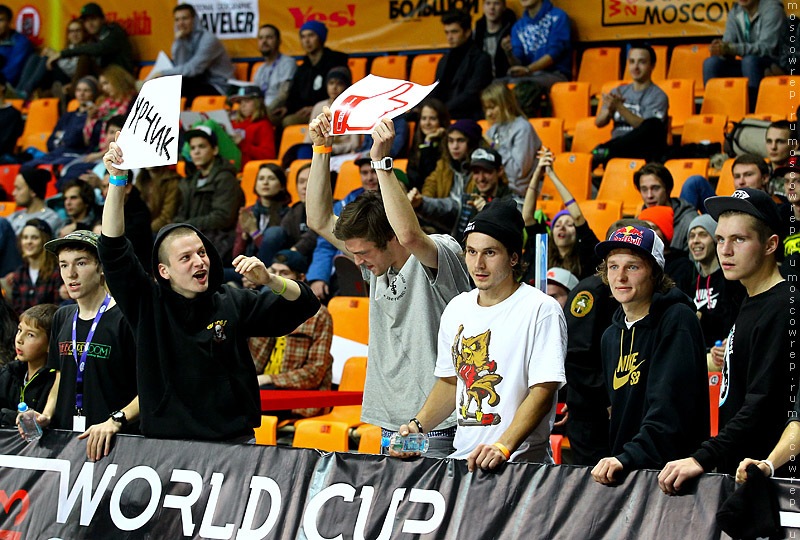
[522,148,600,281]
[407,98,450,191]
[229,85,276,167]
[481,81,541,196]
[233,162,291,265]
[278,162,318,263]
[0,219,61,315]
[14,19,89,100]
[419,118,483,200]
[82,65,135,149]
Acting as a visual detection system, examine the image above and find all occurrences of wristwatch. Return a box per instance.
[371,157,393,171]
[110,410,127,427]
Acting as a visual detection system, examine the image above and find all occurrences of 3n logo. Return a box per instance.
[0,490,30,540]
[602,0,645,26]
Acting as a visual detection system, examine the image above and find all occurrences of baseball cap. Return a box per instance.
[228,85,263,102]
[469,148,502,171]
[80,2,104,18]
[773,155,800,178]
[44,230,100,255]
[704,187,783,238]
[185,125,218,147]
[595,225,666,269]
[272,249,308,275]
[354,156,372,167]
[546,267,579,292]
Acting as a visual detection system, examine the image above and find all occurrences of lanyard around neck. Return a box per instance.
[72,294,111,410]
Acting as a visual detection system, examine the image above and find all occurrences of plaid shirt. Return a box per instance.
[6,264,62,315]
[249,306,333,417]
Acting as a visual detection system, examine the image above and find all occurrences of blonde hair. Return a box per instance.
[232,97,268,123]
[481,82,524,124]
[100,65,136,99]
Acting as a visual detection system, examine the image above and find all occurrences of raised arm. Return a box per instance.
[372,120,440,269]
[546,156,587,227]
[305,108,349,255]
[521,149,551,226]
[102,131,127,238]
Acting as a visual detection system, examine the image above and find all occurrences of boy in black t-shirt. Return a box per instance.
[33,231,139,462]
[659,187,795,494]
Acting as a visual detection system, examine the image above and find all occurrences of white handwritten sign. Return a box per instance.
[329,74,438,136]
[116,75,181,170]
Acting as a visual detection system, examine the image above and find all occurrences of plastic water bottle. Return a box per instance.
[382,433,429,453]
[17,402,42,442]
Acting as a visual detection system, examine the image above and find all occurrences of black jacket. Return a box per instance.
[123,186,153,270]
[0,361,56,426]
[433,38,493,120]
[286,47,348,113]
[59,22,135,74]
[98,224,320,441]
[602,287,709,470]
[473,9,517,78]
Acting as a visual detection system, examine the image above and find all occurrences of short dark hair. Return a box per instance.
[0,5,12,20]
[719,210,775,244]
[732,153,769,178]
[441,9,471,31]
[259,23,281,44]
[62,178,95,207]
[333,191,396,250]
[768,120,791,134]
[106,114,126,131]
[53,243,99,263]
[173,3,196,16]
[634,162,674,195]
[20,304,59,337]
[629,44,656,65]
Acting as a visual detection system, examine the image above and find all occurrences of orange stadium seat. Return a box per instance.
[681,114,727,146]
[393,158,408,174]
[477,119,491,133]
[370,55,407,80]
[716,158,736,196]
[661,79,695,135]
[278,124,308,160]
[0,164,20,196]
[287,159,311,204]
[348,57,367,83]
[0,202,16,217]
[548,152,593,201]
[623,45,667,82]
[233,61,249,81]
[570,117,612,153]
[529,118,564,154]
[7,99,23,112]
[581,199,623,240]
[667,44,711,97]
[577,47,621,96]
[700,77,748,122]
[176,160,186,177]
[295,356,367,430]
[538,199,564,218]
[597,158,646,216]
[409,53,442,85]
[328,296,369,344]
[138,65,154,81]
[241,159,282,207]
[67,99,79,112]
[293,420,350,452]
[665,159,710,195]
[550,434,564,464]
[190,95,228,112]
[249,61,264,82]
[751,76,800,118]
[550,82,591,134]
[356,424,382,454]
[334,160,363,200]
[18,98,59,152]
[254,415,278,445]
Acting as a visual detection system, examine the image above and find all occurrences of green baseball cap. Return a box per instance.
[45,230,100,255]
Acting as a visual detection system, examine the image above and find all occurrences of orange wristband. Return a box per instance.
[493,442,511,459]
[312,145,332,154]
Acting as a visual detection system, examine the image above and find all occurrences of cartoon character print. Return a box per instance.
[452,325,503,426]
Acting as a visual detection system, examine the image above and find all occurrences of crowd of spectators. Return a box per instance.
[0,0,796,496]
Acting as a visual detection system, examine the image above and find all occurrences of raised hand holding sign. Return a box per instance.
[115,75,182,169]
[329,74,438,135]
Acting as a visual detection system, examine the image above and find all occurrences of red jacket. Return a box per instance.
[232,117,276,165]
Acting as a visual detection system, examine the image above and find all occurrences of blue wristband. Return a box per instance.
[109,175,128,186]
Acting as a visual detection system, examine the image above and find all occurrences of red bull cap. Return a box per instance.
[594,225,665,269]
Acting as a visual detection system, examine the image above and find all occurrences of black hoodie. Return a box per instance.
[98,224,320,440]
[601,287,709,470]
[0,361,56,427]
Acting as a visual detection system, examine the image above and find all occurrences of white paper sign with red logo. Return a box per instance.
[115,75,182,170]
[329,75,439,135]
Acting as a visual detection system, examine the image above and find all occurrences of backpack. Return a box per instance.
[724,118,770,158]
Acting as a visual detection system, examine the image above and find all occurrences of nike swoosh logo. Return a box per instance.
[694,292,720,310]
[613,360,646,390]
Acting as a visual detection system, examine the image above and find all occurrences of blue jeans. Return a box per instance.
[703,55,774,111]
[255,226,289,266]
[680,175,716,213]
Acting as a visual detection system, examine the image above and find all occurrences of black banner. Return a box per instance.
[0,430,738,539]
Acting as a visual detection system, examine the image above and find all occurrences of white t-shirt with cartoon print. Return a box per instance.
[435,284,567,463]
